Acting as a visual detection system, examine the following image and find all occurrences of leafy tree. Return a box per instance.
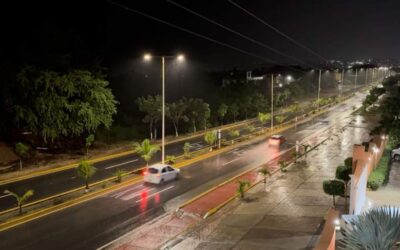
[4,189,34,215]
[166,99,188,137]
[229,103,239,122]
[204,130,217,151]
[340,206,400,249]
[15,142,30,170]
[85,134,95,155]
[183,142,191,158]
[258,167,271,186]
[336,164,352,209]
[76,160,97,190]
[136,95,162,140]
[133,139,160,166]
[217,103,228,125]
[322,179,345,207]
[185,98,210,132]
[114,169,127,183]
[237,180,250,199]
[15,67,117,145]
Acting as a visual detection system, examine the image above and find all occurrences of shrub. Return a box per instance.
[166,155,176,164]
[367,150,390,190]
[183,142,191,158]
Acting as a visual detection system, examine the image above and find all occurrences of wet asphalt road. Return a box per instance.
[0,93,366,250]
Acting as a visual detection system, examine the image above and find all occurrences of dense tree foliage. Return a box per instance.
[14,66,117,146]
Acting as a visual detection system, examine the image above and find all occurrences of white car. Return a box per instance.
[143,164,180,184]
[392,146,400,161]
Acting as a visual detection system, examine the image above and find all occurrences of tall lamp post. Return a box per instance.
[144,53,185,164]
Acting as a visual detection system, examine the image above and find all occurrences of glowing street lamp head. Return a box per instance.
[143,53,152,61]
[286,75,292,81]
[177,54,185,62]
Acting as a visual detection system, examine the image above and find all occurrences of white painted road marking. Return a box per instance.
[105,159,139,170]
[110,184,144,198]
[120,188,156,201]
[0,193,12,199]
[222,157,241,166]
[135,185,174,203]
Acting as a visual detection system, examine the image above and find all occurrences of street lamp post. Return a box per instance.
[271,74,274,130]
[317,69,321,108]
[354,68,358,90]
[144,53,185,164]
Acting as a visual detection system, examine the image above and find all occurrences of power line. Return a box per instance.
[107,1,305,73]
[228,0,329,63]
[168,0,315,68]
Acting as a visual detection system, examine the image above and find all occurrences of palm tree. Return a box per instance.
[340,206,400,249]
[258,167,271,187]
[4,189,34,215]
[278,160,288,173]
[237,180,250,199]
[302,144,311,159]
[76,160,97,190]
[114,169,127,183]
[204,130,217,151]
[133,139,160,166]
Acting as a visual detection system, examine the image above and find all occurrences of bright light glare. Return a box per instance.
[286,75,292,81]
[177,54,185,62]
[143,53,152,61]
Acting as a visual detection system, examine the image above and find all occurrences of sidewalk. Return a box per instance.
[366,161,400,208]
[167,118,371,250]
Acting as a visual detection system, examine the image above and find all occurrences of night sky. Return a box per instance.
[2,0,400,69]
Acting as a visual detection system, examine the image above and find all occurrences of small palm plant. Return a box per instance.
[302,143,311,159]
[228,129,240,144]
[204,130,217,151]
[133,139,160,166]
[340,206,400,249]
[4,189,34,215]
[258,167,271,187]
[166,155,176,164]
[183,142,191,159]
[114,169,127,183]
[237,180,250,199]
[278,160,288,173]
[76,160,97,190]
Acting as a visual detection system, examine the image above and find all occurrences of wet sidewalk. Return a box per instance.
[169,116,372,250]
[366,161,400,208]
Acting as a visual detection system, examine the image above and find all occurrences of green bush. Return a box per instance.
[367,150,390,190]
[166,155,176,164]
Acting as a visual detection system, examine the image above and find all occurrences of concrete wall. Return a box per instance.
[349,135,386,215]
[314,209,339,250]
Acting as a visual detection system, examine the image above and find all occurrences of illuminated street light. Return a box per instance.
[177,54,185,62]
[286,75,292,81]
[142,53,186,164]
[143,53,152,61]
[279,83,283,88]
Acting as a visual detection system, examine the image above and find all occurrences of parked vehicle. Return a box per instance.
[391,145,400,161]
[143,164,180,184]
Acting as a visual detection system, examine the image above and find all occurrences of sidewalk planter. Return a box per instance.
[367,149,390,190]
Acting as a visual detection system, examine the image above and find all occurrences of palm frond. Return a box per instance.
[340,206,400,250]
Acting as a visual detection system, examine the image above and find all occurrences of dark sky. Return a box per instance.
[2,0,400,70]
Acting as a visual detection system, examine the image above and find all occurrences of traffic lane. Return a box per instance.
[0,96,361,249]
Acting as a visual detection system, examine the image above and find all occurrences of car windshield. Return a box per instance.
[148,168,158,174]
